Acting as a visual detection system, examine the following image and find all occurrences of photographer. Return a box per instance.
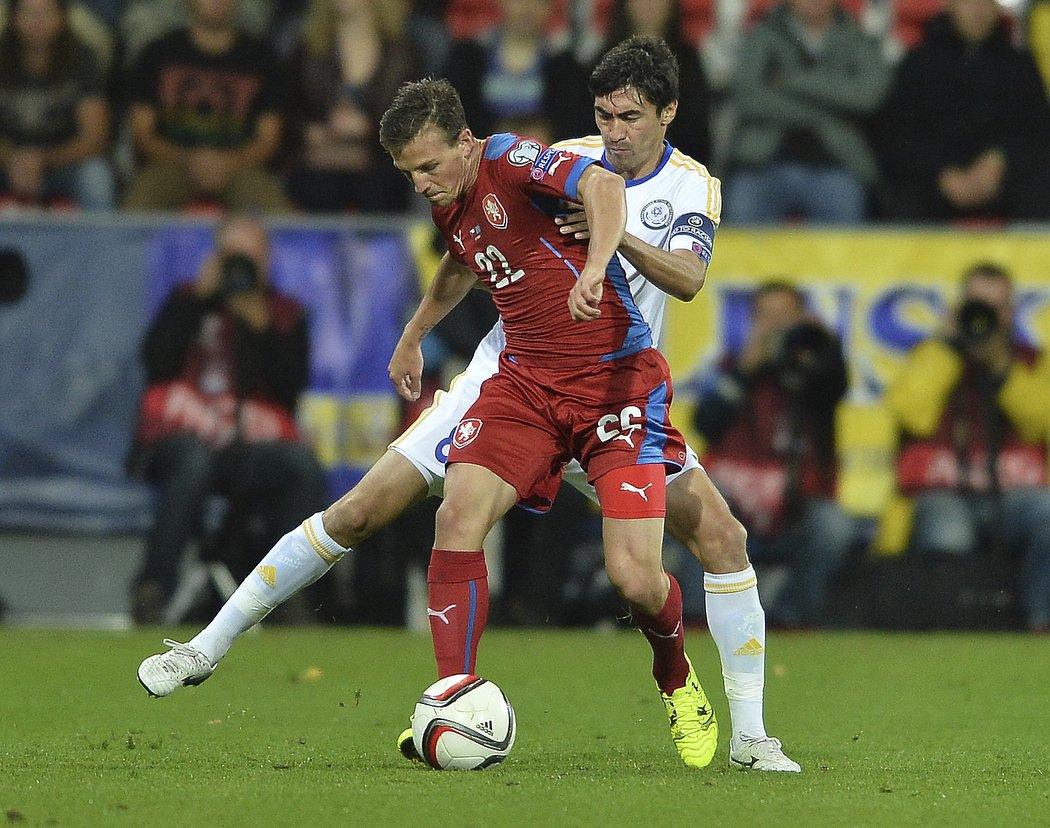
[129,214,327,623]
[694,281,853,627]
[886,262,1050,631]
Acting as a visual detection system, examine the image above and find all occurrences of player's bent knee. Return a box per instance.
[604,538,670,610]
[433,497,488,546]
[323,498,370,548]
[324,484,396,548]
[605,561,667,610]
[325,456,431,547]
[697,513,749,571]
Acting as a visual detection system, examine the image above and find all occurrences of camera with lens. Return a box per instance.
[219,252,260,297]
[772,321,836,390]
[956,298,999,348]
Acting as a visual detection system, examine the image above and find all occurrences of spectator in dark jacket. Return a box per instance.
[284,0,420,213]
[694,281,854,626]
[723,0,891,224]
[439,0,593,145]
[0,0,115,209]
[876,0,1050,221]
[129,215,326,623]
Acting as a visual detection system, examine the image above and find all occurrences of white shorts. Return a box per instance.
[389,323,702,502]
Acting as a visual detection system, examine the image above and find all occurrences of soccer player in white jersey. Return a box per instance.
[137,36,800,773]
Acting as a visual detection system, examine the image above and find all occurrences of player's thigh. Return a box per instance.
[574,349,687,484]
[323,449,430,546]
[447,369,567,514]
[664,449,704,540]
[436,462,519,550]
[594,465,667,587]
[566,445,699,510]
[601,516,666,570]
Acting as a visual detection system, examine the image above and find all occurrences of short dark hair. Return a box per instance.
[961,261,1012,290]
[589,36,680,113]
[379,78,468,156]
[752,280,805,310]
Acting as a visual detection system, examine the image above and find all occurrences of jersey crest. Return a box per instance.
[483,193,508,229]
[640,199,673,229]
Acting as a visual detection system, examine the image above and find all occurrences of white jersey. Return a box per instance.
[557,136,721,348]
[392,138,722,495]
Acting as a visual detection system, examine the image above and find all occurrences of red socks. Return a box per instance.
[427,549,489,678]
[426,550,684,694]
[633,574,689,695]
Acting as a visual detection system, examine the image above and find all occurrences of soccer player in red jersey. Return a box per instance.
[138,39,798,772]
[378,77,716,768]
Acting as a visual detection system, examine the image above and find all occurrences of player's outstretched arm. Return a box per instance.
[556,208,708,302]
[389,253,476,401]
[568,165,626,321]
[618,236,707,302]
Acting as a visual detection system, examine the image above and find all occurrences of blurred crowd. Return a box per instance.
[3,0,1048,633]
[3,0,1050,222]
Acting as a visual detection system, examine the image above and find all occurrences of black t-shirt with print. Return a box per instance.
[127,28,284,149]
[0,42,105,147]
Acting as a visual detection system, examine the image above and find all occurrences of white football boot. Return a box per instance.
[729,735,802,772]
[137,639,214,697]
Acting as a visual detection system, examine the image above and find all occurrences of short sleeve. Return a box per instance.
[527,145,595,202]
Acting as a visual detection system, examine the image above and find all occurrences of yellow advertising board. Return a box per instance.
[663,228,1050,525]
[664,227,1050,392]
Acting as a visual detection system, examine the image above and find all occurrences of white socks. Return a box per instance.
[190,513,347,665]
[704,565,767,739]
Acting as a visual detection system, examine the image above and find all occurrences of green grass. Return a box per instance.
[1,628,1047,827]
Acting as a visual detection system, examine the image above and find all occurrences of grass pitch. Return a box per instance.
[1,627,1046,827]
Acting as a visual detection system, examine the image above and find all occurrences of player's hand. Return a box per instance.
[568,270,603,322]
[388,338,424,401]
[554,205,589,240]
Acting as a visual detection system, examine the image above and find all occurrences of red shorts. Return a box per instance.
[446,348,687,513]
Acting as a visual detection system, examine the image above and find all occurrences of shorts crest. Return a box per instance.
[453,418,483,449]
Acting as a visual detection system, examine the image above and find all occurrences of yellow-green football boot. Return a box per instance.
[397,727,422,763]
[660,655,718,768]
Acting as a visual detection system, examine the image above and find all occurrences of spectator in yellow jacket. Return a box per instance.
[886,262,1050,631]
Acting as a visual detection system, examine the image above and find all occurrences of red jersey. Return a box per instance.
[432,133,652,368]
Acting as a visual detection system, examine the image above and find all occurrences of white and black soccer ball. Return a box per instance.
[411,674,516,770]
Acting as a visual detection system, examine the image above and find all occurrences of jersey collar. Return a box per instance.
[601,141,674,188]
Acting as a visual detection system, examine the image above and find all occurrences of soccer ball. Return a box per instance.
[411,674,516,770]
